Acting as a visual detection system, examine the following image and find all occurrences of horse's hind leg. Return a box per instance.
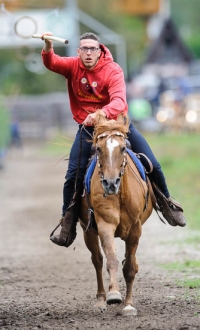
[83,230,106,310]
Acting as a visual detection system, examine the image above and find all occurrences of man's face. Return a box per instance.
[77,39,101,70]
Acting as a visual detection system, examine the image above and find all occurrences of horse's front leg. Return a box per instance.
[83,230,107,311]
[97,221,122,305]
[122,222,141,316]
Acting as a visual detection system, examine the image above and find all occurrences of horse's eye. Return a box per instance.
[121,146,126,153]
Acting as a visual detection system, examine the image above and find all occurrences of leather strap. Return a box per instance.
[137,153,154,174]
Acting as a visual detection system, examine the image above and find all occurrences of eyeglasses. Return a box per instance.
[79,47,99,53]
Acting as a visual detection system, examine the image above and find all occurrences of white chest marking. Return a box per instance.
[106,138,119,165]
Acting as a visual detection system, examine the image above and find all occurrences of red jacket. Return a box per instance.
[42,44,128,124]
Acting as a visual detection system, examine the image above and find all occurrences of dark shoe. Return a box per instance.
[167,197,186,227]
[152,182,186,227]
[50,209,77,247]
[158,195,186,227]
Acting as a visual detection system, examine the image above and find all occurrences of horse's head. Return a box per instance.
[93,114,129,195]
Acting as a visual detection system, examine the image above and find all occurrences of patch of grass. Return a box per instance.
[162,260,200,270]
[181,278,200,289]
[161,233,200,248]
[160,260,200,289]
[41,134,72,156]
[144,132,200,230]
[183,235,200,246]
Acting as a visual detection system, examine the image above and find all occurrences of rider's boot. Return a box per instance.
[152,182,186,227]
[50,202,79,248]
[159,196,187,227]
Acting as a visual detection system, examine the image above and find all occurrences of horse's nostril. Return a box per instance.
[116,178,120,186]
[102,178,120,188]
[102,178,121,195]
[102,179,109,187]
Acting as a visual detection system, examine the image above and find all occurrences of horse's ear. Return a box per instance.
[117,113,129,127]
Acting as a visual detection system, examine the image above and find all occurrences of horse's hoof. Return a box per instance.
[94,301,107,312]
[106,290,122,305]
[122,304,137,316]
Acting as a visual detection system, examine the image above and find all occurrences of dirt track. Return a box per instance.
[0,144,200,330]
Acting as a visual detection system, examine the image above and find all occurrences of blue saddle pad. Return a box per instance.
[126,149,146,181]
[84,149,146,194]
[84,156,97,194]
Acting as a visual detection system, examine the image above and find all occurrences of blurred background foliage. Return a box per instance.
[1,0,200,95]
[0,47,67,95]
[172,0,200,58]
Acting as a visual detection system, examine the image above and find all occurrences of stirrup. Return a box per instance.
[168,197,183,212]
[50,214,77,247]
[50,202,79,248]
[50,217,62,238]
[152,182,186,227]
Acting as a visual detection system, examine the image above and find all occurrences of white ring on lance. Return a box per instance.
[14,16,37,39]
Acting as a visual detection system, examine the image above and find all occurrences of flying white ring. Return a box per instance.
[14,16,37,39]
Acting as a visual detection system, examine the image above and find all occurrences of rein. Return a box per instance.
[95,130,150,211]
[74,125,93,193]
[73,125,93,197]
[126,158,148,209]
[50,125,93,237]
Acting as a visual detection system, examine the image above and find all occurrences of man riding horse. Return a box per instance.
[40,31,186,247]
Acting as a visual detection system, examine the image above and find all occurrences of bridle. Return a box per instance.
[95,131,127,180]
[95,130,148,204]
[83,128,149,231]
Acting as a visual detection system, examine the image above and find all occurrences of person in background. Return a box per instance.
[41,31,186,248]
[10,116,22,148]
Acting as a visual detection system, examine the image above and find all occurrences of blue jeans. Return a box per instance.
[62,123,169,215]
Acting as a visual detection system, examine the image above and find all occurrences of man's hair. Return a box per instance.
[80,32,100,43]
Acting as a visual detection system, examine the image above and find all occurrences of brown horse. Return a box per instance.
[79,114,153,316]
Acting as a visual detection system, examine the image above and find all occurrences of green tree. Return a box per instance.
[171,0,200,57]
[0,48,67,95]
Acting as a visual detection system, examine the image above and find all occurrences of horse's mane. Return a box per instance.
[93,116,129,144]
